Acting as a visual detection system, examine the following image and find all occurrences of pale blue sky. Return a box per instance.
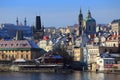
[0,0,120,27]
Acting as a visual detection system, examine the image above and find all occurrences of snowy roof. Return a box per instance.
[0,40,40,49]
[14,59,26,62]
[0,40,31,48]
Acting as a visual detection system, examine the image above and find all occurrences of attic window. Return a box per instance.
[16,44,18,46]
[22,44,27,46]
[5,44,7,46]
[1,44,3,46]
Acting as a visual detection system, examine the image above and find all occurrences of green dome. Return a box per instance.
[84,17,96,22]
[84,10,96,22]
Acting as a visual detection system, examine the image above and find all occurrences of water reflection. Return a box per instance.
[0,71,120,80]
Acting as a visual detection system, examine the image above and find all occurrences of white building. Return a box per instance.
[38,40,53,52]
[38,40,47,50]
[86,45,100,64]
[96,57,115,71]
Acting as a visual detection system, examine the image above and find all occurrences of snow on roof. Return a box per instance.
[0,40,31,48]
[28,40,39,48]
[14,59,26,62]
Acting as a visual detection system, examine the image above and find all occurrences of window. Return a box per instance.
[16,44,18,46]
[2,54,4,59]
[5,44,7,46]
[100,61,102,63]
[11,44,13,46]
[21,54,24,58]
[113,43,116,47]
[26,54,28,59]
[12,55,14,60]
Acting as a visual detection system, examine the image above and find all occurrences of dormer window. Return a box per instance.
[16,44,18,46]
[11,44,13,46]
[5,44,7,46]
[1,44,3,46]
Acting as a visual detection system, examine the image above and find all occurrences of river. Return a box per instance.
[0,71,120,80]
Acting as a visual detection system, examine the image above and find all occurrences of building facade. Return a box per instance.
[111,19,120,33]
[0,40,42,61]
[96,57,115,71]
[73,47,83,61]
[86,45,100,64]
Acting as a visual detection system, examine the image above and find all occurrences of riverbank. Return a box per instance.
[0,64,73,73]
[0,64,119,74]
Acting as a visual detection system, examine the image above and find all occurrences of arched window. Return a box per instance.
[26,54,28,59]
[113,43,116,47]
[2,54,4,59]
[21,54,24,58]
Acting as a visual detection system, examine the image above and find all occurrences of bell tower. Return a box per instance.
[78,9,83,36]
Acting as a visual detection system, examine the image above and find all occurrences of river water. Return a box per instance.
[0,71,120,80]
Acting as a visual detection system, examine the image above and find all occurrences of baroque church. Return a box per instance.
[77,9,96,47]
[78,9,96,36]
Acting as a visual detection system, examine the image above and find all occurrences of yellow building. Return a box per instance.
[65,26,71,34]
[73,47,83,61]
[0,40,42,61]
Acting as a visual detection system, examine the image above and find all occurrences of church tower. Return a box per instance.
[36,16,41,30]
[78,9,83,36]
[16,17,19,26]
[24,17,27,26]
[33,16,44,43]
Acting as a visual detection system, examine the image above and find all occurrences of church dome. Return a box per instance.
[85,17,96,22]
[83,10,96,35]
[84,10,96,22]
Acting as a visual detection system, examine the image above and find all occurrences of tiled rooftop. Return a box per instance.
[0,40,31,48]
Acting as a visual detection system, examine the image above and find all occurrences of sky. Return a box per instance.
[0,0,120,27]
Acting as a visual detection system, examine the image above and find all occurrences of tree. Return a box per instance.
[53,47,73,68]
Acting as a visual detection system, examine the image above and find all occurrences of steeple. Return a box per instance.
[79,8,83,23]
[24,17,27,26]
[16,17,19,26]
[87,10,91,18]
[78,8,83,36]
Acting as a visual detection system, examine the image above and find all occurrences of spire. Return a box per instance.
[80,8,82,14]
[16,17,19,26]
[87,10,91,18]
[78,8,83,25]
[78,8,83,36]
[24,17,27,26]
